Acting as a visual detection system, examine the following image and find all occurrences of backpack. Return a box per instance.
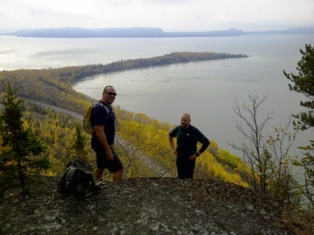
[57,159,100,198]
[83,102,109,134]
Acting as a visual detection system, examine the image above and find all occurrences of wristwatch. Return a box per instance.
[195,152,200,157]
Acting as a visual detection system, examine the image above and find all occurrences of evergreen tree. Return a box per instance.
[284,44,314,205]
[72,125,87,159]
[284,44,314,130]
[0,82,49,197]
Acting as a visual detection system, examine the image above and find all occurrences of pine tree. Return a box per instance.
[72,125,87,159]
[284,44,314,205]
[0,82,49,197]
[284,44,314,130]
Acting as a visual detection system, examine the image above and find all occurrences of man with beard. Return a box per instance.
[169,113,210,179]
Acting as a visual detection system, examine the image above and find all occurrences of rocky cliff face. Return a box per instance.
[0,177,298,235]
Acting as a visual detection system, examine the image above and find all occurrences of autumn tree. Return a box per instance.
[284,44,314,205]
[0,83,49,197]
[229,94,300,203]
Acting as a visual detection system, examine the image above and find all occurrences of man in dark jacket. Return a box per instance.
[169,113,210,179]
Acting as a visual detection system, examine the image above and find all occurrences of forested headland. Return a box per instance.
[1,51,247,114]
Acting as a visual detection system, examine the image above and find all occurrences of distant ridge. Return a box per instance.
[245,26,314,35]
[4,27,244,38]
[1,26,314,38]
[285,26,314,34]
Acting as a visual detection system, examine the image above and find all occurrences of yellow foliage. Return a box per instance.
[116,117,248,186]
[0,74,248,186]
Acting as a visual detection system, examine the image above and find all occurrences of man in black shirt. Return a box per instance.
[169,113,210,179]
[91,86,123,181]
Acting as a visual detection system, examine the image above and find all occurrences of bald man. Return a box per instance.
[169,113,210,179]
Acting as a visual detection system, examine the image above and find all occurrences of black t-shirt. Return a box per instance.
[169,125,208,158]
[91,101,115,148]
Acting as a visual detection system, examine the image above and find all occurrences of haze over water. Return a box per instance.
[1,34,313,157]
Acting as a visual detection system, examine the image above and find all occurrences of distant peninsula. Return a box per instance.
[2,26,314,38]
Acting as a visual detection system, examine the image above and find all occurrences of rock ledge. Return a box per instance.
[1,177,295,235]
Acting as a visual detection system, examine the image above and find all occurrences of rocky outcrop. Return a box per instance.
[1,177,296,235]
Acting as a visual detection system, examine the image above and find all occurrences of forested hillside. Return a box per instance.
[0,51,248,183]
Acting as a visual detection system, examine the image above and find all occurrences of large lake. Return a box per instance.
[1,34,313,156]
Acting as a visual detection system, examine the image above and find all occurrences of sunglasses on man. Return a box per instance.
[106,92,117,97]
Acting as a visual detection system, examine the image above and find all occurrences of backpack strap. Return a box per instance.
[65,167,77,192]
[95,102,110,119]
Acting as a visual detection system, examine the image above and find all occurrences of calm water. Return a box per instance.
[1,34,313,156]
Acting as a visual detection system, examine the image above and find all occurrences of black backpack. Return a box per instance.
[57,159,100,198]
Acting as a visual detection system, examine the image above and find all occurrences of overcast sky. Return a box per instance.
[0,0,313,33]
